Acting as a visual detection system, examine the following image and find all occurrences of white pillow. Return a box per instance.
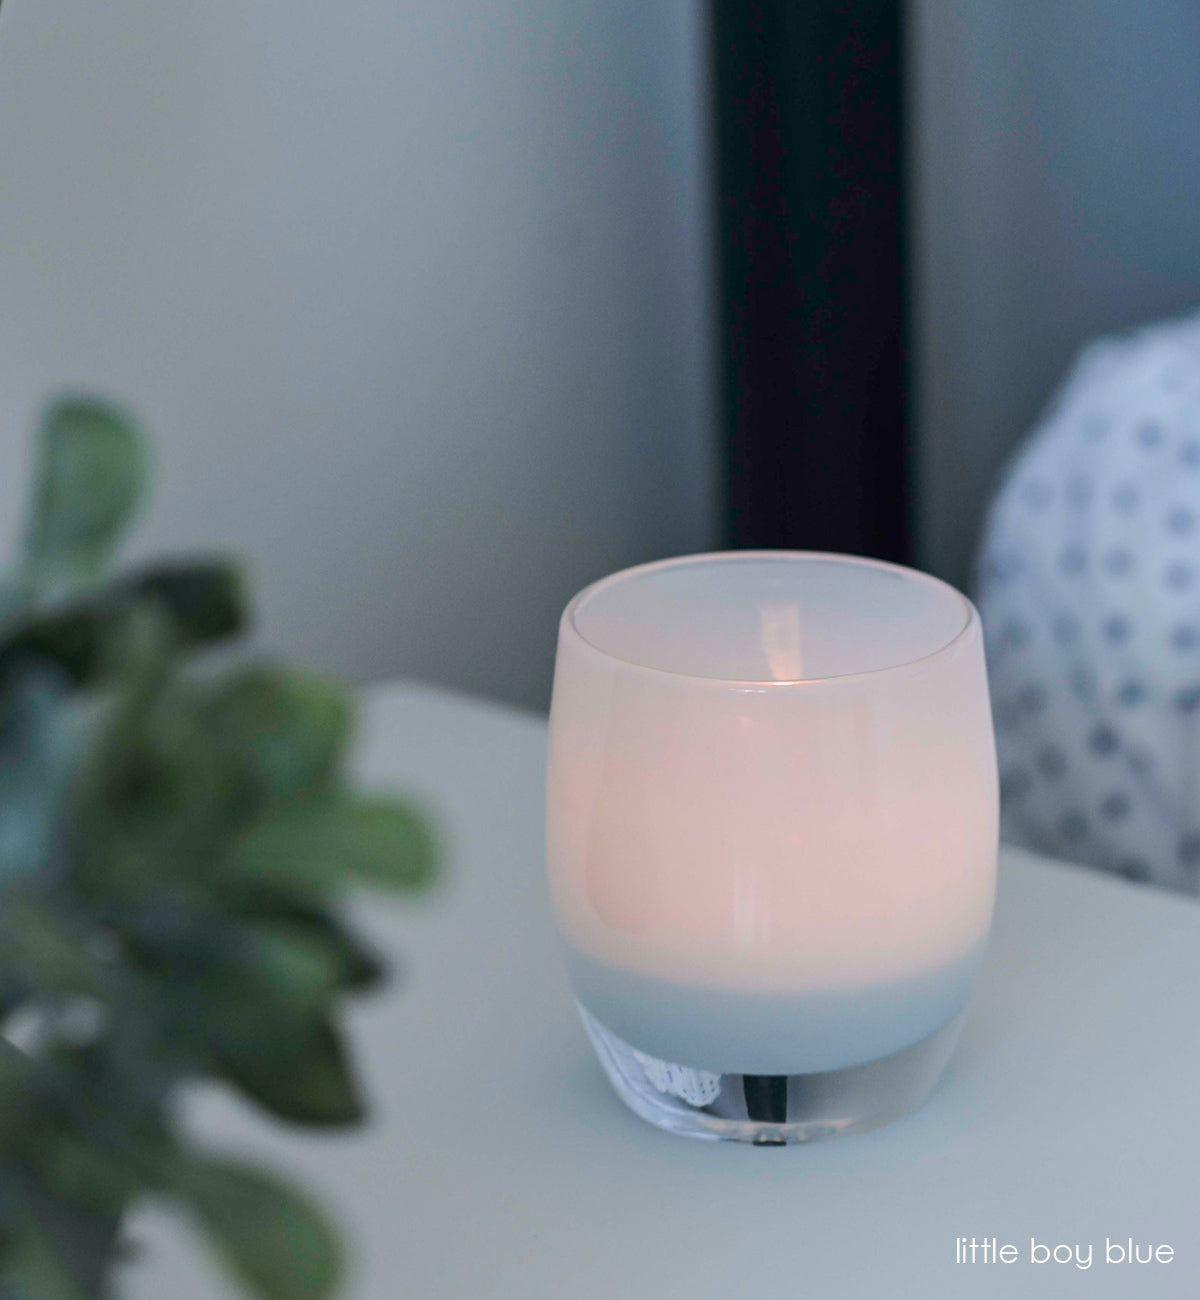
[975,309,1200,894]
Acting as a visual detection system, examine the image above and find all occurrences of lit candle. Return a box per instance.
[547,552,998,1142]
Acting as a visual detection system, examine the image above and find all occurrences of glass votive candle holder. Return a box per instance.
[547,551,998,1144]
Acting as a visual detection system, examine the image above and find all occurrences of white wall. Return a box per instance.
[911,0,1200,592]
[0,0,716,711]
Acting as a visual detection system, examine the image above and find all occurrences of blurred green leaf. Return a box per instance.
[208,670,350,806]
[265,907,385,993]
[228,796,436,895]
[212,1014,365,1127]
[246,925,345,1003]
[0,562,246,690]
[0,394,438,1299]
[0,607,105,686]
[126,562,246,647]
[0,670,82,886]
[128,911,357,1006]
[172,1156,341,1300]
[0,1224,93,1300]
[30,1131,134,1222]
[0,897,109,1000]
[0,580,26,633]
[1,1167,119,1300]
[77,666,249,897]
[23,400,146,596]
[244,918,382,1002]
[0,1042,36,1151]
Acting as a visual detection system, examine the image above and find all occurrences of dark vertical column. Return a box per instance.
[712,0,911,562]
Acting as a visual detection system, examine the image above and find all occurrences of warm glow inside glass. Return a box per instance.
[547,552,998,1143]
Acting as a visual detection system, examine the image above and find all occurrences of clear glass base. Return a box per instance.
[578,1003,966,1144]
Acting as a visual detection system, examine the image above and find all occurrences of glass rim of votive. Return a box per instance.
[563,550,977,688]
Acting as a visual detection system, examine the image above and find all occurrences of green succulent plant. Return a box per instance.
[0,398,436,1299]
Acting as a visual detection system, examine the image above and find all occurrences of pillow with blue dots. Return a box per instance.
[976,309,1200,895]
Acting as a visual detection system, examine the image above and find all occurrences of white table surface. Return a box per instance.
[121,681,1200,1299]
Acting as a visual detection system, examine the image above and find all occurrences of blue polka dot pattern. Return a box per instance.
[1000,768,1032,801]
[1069,666,1096,700]
[1001,618,1031,651]
[1016,682,1048,716]
[1088,725,1119,756]
[1179,833,1200,869]
[983,551,1023,584]
[1052,613,1081,644]
[1119,858,1151,883]
[1059,545,1088,575]
[976,309,1200,895]
[1082,414,1108,442]
[992,700,1021,731]
[1102,615,1131,644]
[1103,548,1134,576]
[1167,506,1195,535]
[1037,746,1067,778]
[1165,561,1194,590]
[1115,679,1145,707]
[1137,421,1164,448]
[1059,811,1088,843]
[1101,791,1132,822]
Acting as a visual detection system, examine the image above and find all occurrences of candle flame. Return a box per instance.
[760,602,804,680]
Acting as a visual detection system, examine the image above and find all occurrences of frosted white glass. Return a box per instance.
[570,552,968,682]
[547,551,999,1141]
